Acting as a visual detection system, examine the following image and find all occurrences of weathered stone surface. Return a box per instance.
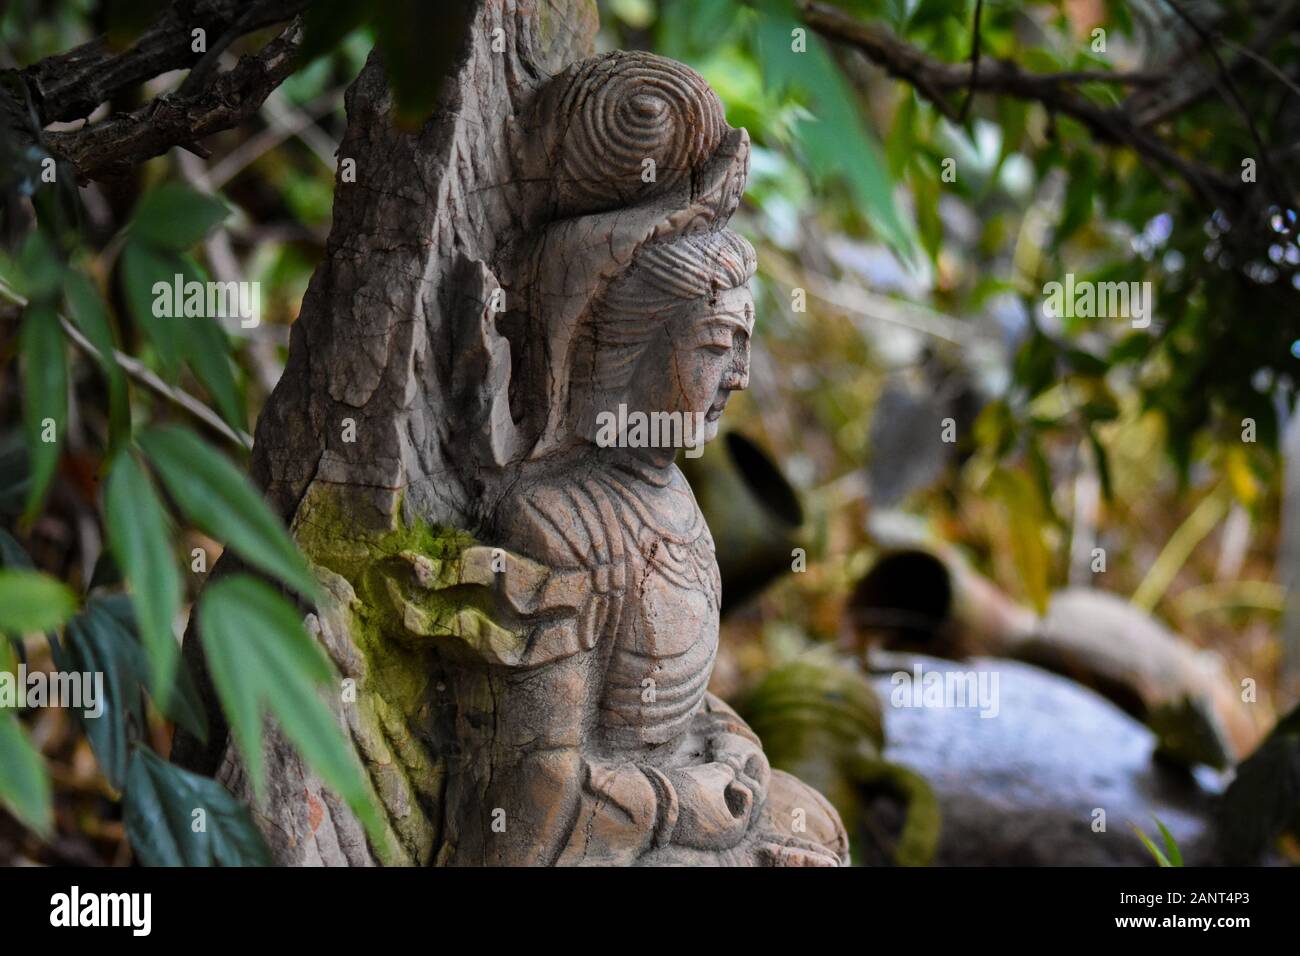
[176,0,846,867]
[866,653,1222,866]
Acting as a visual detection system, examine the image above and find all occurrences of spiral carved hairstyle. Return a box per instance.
[547,51,728,216]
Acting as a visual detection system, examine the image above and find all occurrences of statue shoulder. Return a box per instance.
[493,471,631,570]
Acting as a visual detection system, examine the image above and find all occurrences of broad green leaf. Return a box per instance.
[0,640,52,836]
[374,0,473,127]
[128,183,228,252]
[64,603,144,789]
[64,270,130,446]
[13,230,63,301]
[1053,151,1096,249]
[0,570,77,634]
[20,301,67,520]
[198,575,383,845]
[986,467,1051,614]
[753,0,915,259]
[0,529,31,569]
[300,0,373,66]
[139,426,317,602]
[95,594,208,742]
[121,240,181,372]
[105,451,181,706]
[655,0,740,63]
[173,256,245,430]
[124,748,271,866]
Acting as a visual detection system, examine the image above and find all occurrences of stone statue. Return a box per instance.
[177,2,848,867]
[378,51,848,866]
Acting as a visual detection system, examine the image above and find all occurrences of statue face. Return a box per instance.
[623,284,754,451]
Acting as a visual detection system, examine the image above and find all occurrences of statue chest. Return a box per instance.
[596,530,720,750]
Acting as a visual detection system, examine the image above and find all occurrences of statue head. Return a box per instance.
[571,228,757,461]
[516,50,755,464]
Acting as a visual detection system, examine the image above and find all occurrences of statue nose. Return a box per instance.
[723,364,749,391]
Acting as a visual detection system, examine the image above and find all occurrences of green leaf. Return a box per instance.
[64,270,130,446]
[120,240,182,373]
[1154,816,1184,867]
[1087,428,1114,503]
[0,569,78,634]
[1133,824,1173,867]
[120,248,245,425]
[139,425,318,602]
[0,529,32,569]
[95,594,208,742]
[173,256,245,430]
[63,596,209,788]
[20,301,67,520]
[986,467,1051,614]
[198,575,384,846]
[105,451,181,706]
[753,0,915,258]
[300,0,374,66]
[0,640,52,837]
[13,230,64,302]
[64,602,145,789]
[128,183,228,252]
[373,0,472,127]
[1054,151,1096,249]
[123,748,271,866]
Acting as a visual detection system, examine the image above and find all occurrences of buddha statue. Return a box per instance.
[378,52,850,866]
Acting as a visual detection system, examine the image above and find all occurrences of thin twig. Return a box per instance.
[799,0,1241,208]
[1130,0,1300,127]
[1218,36,1300,104]
[0,278,253,450]
[43,18,304,182]
[957,0,983,123]
[761,248,984,346]
[176,4,261,97]
[1158,0,1293,215]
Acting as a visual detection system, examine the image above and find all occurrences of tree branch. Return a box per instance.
[44,18,304,182]
[13,0,307,125]
[799,0,1244,209]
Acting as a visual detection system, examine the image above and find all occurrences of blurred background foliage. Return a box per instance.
[0,0,1297,864]
[595,0,1297,710]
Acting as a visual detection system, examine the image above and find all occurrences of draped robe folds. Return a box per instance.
[429,452,848,866]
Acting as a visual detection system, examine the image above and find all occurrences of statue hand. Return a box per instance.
[376,545,593,667]
[707,731,771,803]
[665,762,755,851]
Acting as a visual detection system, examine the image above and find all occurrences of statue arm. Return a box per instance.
[380,498,775,862]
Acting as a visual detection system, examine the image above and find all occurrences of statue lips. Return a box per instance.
[706,393,730,423]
